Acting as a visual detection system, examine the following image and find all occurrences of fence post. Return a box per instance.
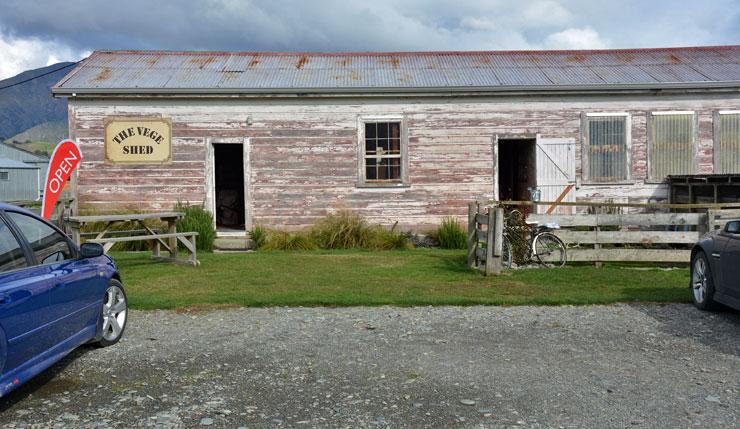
[485,206,503,276]
[467,202,477,268]
[706,209,716,233]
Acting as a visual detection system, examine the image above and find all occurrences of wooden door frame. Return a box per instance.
[493,133,537,201]
[205,137,251,236]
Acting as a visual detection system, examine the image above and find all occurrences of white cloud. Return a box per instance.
[460,17,498,32]
[523,1,572,26]
[0,32,88,80]
[544,26,608,49]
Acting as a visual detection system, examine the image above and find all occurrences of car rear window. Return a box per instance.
[0,218,28,273]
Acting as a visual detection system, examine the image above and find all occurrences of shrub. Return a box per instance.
[262,230,317,251]
[250,225,269,249]
[435,217,467,249]
[175,202,216,252]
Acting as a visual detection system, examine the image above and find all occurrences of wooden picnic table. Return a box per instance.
[66,212,199,266]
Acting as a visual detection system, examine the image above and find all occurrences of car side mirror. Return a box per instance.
[80,242,105,258]
[724,220,740,234]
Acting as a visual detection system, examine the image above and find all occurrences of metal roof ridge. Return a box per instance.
[87,45,740,57]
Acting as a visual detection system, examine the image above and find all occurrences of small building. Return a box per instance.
[0,143,49,197]
[52,46,740,234]
[0,157,40,202]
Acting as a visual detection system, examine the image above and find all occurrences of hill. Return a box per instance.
[0,62,74,141]
[3,120,67,156]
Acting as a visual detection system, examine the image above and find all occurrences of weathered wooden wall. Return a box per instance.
[68,93,740,230]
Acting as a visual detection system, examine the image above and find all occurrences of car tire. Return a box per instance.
[94,279,128,347]
[690,251,719,311]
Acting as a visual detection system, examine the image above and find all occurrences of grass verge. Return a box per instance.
[111,249,691,310]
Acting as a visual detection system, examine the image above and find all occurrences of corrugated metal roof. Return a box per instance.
[0,157,39,169]
[53,46,740,95]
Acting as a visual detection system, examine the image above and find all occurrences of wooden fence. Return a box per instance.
[467,202,505,275]
[468,200,740,272]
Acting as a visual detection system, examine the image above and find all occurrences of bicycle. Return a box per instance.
[501,209,567,268]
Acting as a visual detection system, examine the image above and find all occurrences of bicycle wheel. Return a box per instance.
[501,236,512,269]
[532,232,566,268]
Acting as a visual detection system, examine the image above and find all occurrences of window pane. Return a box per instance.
[365,122,376,139]
[651,114,693,180]
[363,121,403,182]
[717,114,740,174]
[389,138,401,154]
[0,171,8,181]
[588,116,627,181]
[389,122,400,139]
[0,219,27,272]
[7,212,73,265]
[377,122,389,138]
[365,138,376,155]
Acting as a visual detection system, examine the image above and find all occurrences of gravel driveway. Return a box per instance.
[0,304,738,428]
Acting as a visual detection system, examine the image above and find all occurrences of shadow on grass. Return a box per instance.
[0,345,95,412]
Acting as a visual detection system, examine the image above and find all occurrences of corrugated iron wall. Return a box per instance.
[717,113,740,174]
[650,113,694,180]
[588,116,627,181]
[0,168,39,201]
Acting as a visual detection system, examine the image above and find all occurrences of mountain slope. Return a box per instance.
[3,120,67,156]
[0,62,74,141]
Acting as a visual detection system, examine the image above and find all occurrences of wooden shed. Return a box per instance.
[52,46,740,236]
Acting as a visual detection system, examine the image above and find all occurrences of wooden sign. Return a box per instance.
[104,118,171,163]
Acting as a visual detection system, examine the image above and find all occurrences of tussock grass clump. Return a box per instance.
[175,202,216,252]
[310,210,410,250]
[262,230,317,251]
[310,210,371,249]
[364,224,411,250]
[249,225,269,249]
[435,217,467,249]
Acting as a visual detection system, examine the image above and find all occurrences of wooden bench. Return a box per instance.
[88,232,199,266]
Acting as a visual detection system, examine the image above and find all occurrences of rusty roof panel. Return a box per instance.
[589,65,658,84]
[53,46,740,94]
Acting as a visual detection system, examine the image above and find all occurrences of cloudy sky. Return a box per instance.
[0,0,738,79]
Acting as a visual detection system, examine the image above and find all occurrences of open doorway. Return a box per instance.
[498,138,536,202]
[214,143,245,232]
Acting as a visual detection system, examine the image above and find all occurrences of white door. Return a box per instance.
[536,137,576,214]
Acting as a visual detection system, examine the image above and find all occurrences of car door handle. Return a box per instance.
[0,294,10,305]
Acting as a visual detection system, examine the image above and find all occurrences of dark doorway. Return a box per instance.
[214,144,245,231]
[498,138,536,202]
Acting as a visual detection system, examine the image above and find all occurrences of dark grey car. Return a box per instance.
[690,220,740,311]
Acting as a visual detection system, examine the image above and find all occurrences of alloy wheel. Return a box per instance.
[102,285,127,342]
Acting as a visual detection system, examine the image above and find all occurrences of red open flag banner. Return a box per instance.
[41,140,82,220]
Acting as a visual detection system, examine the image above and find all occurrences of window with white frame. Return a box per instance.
[583,113,629,182]
[0,172,8,181]
[715,111,740,174]
[359,119,407,185]
[649,111,695,181]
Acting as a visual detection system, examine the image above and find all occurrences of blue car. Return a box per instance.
[0,203,127,397]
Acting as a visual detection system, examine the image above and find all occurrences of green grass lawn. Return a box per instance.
[110,249,691,310]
